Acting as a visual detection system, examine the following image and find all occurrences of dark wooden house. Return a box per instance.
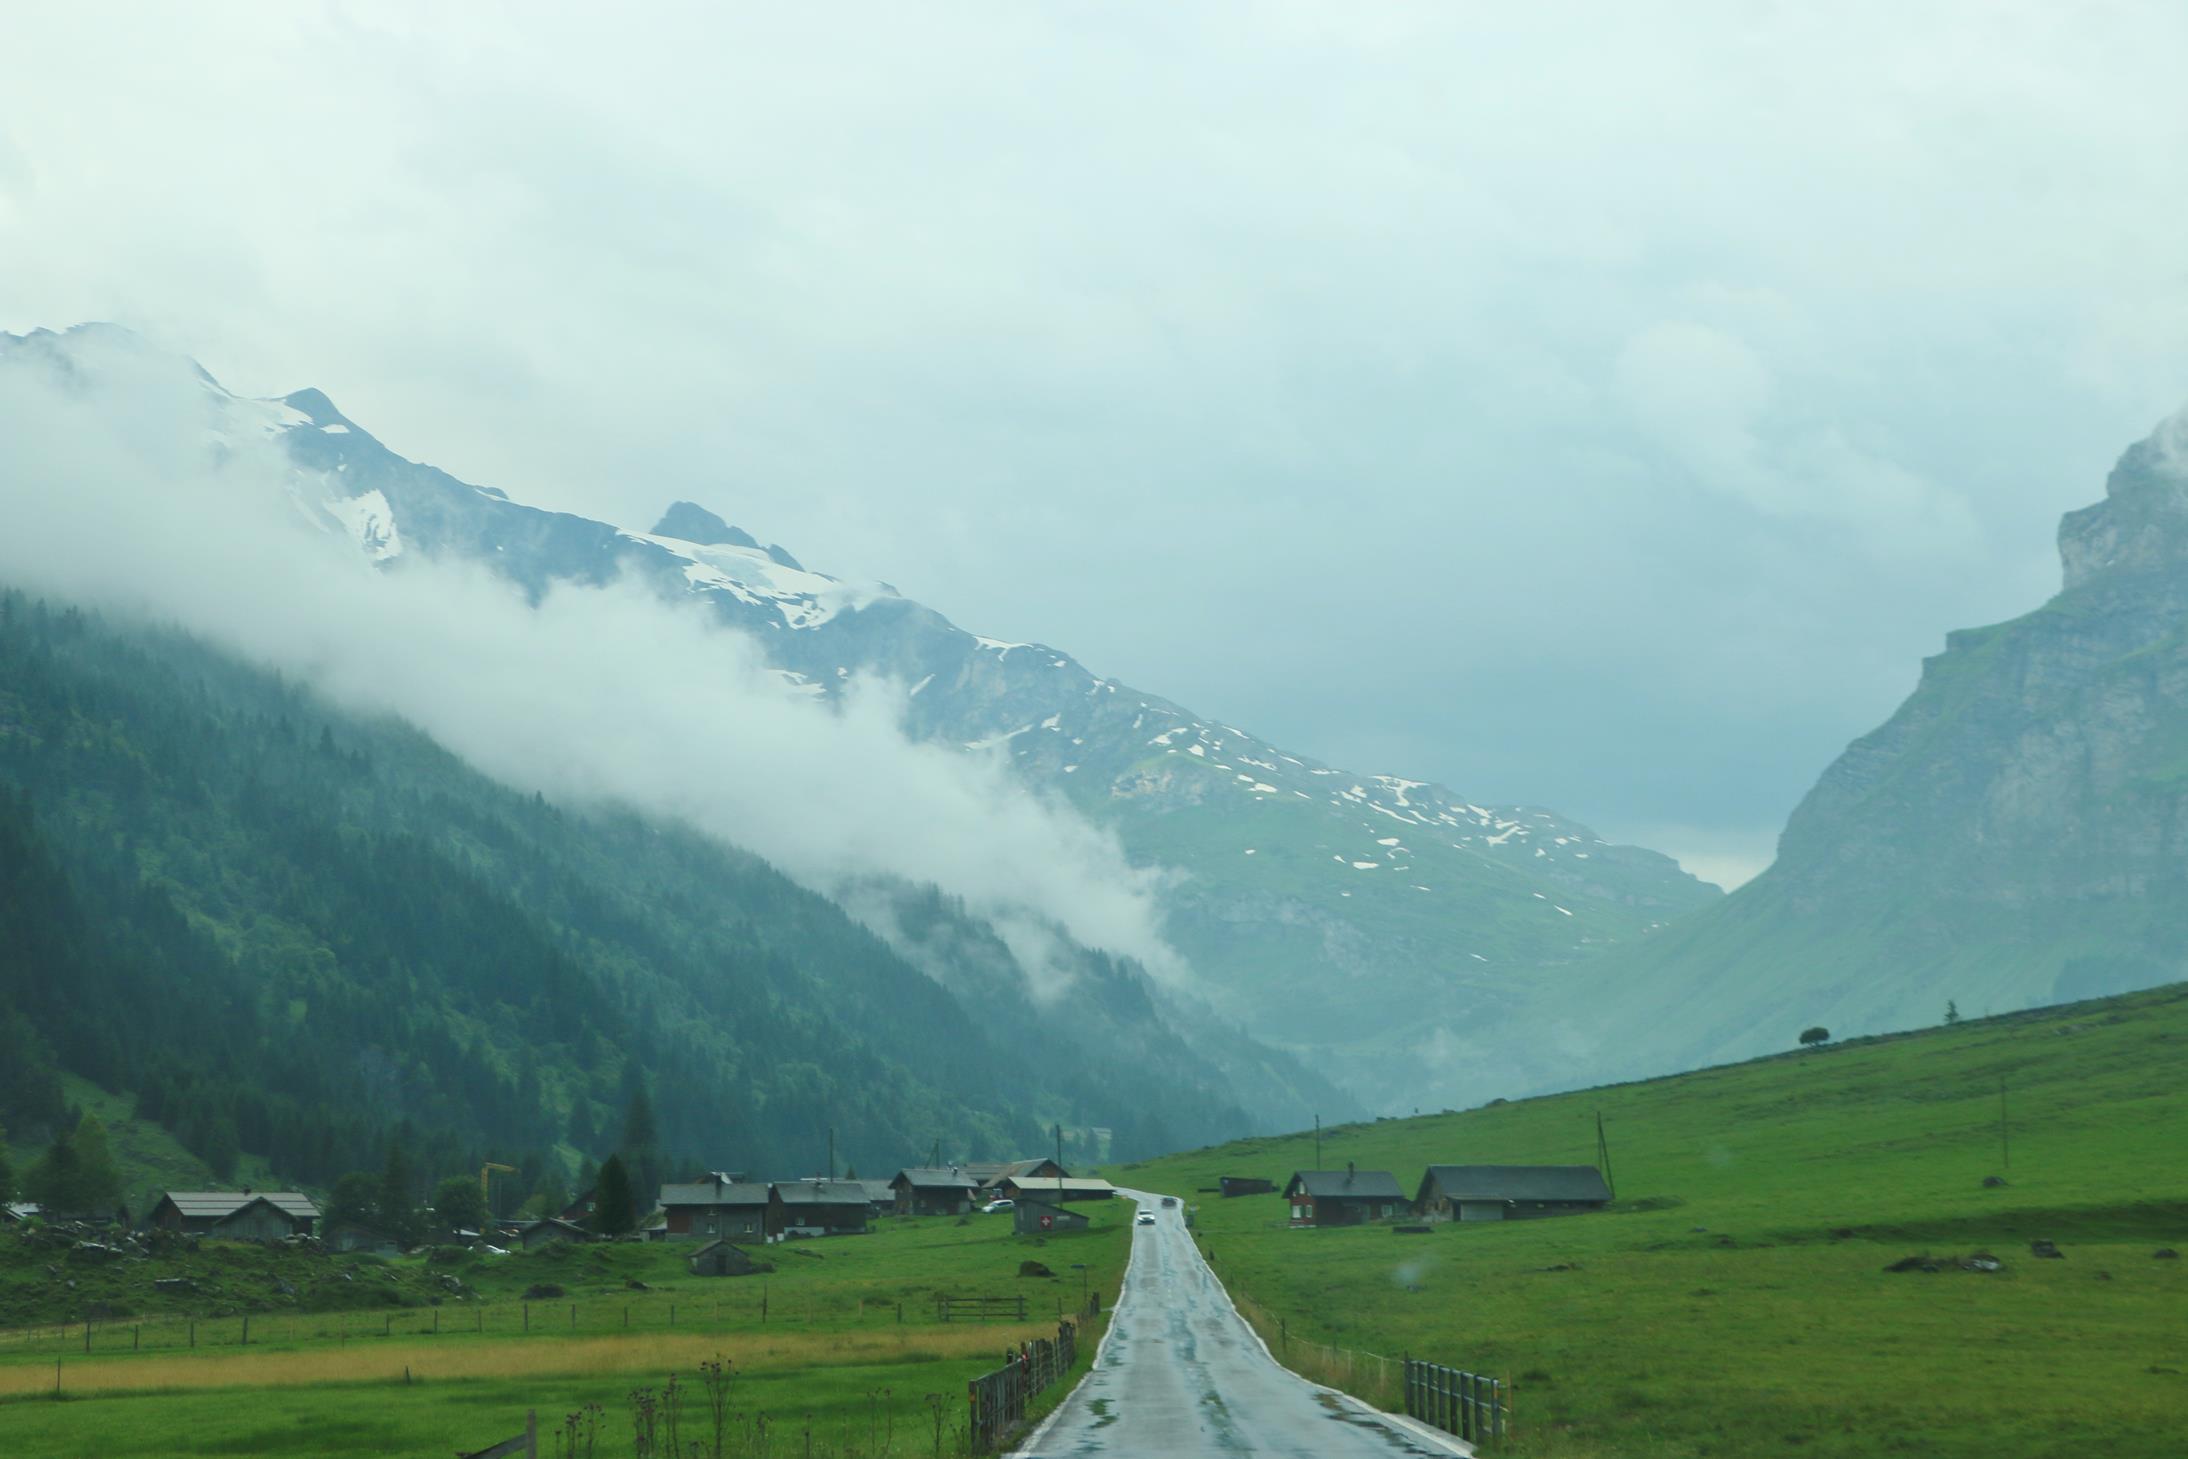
[769,1179,872,1237]
[1413,1165,1612,1222]
[148,1191,320,1241]
[970,1158,1067,1193]
[1281,1167,1404,1227]
[890,1167,983,1216]
[323,1221,402,1256]
[1012,1199,1090,1235]
[1219,1176,1275,1198]
[658,1175,771,1241]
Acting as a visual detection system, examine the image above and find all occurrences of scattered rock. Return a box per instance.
[271,1277,297,1298]
[2030,1240,2064,1260]
[1961,1255,2003,1273]
[435,1273,465,1295]
[625,1278,653,1291]
[2155,1249,2179,1261]
[1018,1261,1055,1278]
[1884,1255,1939,1273]
[65,1242,124,1265]
[153,1277,197,1294]
[522,1283,564,1301]
[1981,1175,2008,1188]
[1690,1226,1708,1233]
[1713,1235,1737,1247]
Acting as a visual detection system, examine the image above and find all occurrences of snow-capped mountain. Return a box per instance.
[6,324,1718,1109]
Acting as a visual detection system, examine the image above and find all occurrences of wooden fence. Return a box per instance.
[965,1319,1077,1453]
[1403,1359,1508,1445]
[935,1294,1027,1322]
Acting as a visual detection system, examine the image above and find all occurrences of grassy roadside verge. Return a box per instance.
[0,1204,1130,1457]
[1118,984,2188,1458]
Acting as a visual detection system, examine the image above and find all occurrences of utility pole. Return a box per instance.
[1055,1123,1065,1207]
[1314,1114,1322,1171]
[1999,1080,2010,1172]
[827,1127,835,1181]
[1595,1111,1616,1200]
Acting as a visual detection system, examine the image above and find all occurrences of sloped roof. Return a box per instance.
[771,1180,871,1206]
[998,1176,1115,1198]
[852,1180,896,1204]
[659,1180,770,1208]
[1419,1165,1612,1204]
[159,1191,320,1221]
[892,1167,983,1190]
[1284,1169,1405,1201]
[518,1217,593,1238]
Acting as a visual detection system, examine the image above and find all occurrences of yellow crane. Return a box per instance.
[480,1161,518,1208]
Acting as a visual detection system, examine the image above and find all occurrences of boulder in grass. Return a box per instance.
[2155,1249,2179,1261]
[1981,1175,2007,1189]
[1884,1255,1939,1273]
[522,1282,565,1300]
[1961,1254,2003,1273]
[2030,1240,2064,1260]
[1019,1261,1055,1278]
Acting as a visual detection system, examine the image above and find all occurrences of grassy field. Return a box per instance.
[0,1202,1129,1457]
[1115,983,2188,1458]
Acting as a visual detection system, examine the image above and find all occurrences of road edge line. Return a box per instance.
[1007,1199,1149,1457]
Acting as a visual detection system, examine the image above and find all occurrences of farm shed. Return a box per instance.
[1413,1165,1613,1221]
[149,1191,320,1241]
[1218,1176,1275,1198]
[769,1179,873,1237]
[1013,1199,1089,1235]
[515,1216,593,1251]
[659,1175,771,1240]
[998,1175,1116,1204]
[1281,1167,1405,1227]
[890,1167,983,1216]
[852,1179,897,1215]
[688,1239,771,1276]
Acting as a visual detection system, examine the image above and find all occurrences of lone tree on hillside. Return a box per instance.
[592,1154,636,1236]
[431,1175,491,1235]
[1798,1026,1831,1048]
[1944,1000,1961,1025]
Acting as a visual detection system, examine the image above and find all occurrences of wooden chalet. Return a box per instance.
[1281,1167,1404,1227]
[769,1179,872,1237]
[851,1179,897,1216]
[966,1158,1066,1193]
[148,1191,320,1241]
[890,1167,983,1216]
[1413,1165,1613,1222]
[658,1174,771,1241]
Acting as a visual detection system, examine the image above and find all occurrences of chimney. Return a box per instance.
[1345,1161,1355,1186]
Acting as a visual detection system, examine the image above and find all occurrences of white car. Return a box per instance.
[1135,1210,1157,1226]
[982,1198,1015,1214]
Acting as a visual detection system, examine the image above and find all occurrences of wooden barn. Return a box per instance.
[1281,1167,1404,1227]
[965,1158,1067,1193]
[1218,1176,1275,1198]
[769,1179,873,1237]
[1012,1199,1090,1235]
[688,1239,771,1277]
[1413,1165,1613,1222]
[515,1216,593,1251]
[890,1167,983,1216]
[997,1175,1116,1204]
[323,1221,402,1256]
[658,1175,771,1241]
[148,1191,320,1242]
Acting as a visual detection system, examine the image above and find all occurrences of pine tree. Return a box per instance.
[1944,1000,1961,1025]
[592,1154,636,1236]
[0,1120,12,1202]
[69,1114,123,1214]
[379,1143,424,1246]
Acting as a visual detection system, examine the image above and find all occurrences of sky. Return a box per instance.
[5,2,2188,889]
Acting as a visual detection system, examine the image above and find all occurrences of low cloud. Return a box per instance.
[0,331,1186,995]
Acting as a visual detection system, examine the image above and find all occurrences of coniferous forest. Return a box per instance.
[0,591,1259,1213]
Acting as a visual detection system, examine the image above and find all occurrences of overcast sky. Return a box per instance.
[6,3,2187,887]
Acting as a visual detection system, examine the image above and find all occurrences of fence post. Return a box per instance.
[525,1408,538,1459]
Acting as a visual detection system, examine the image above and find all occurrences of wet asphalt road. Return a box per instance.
[1015,1193,1463,1458]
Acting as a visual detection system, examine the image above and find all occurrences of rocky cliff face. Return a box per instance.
[1541,403,2188,1085]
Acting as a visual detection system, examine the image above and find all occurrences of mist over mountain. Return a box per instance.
[2,324,1717,1114]
[1540,401,2188,1081]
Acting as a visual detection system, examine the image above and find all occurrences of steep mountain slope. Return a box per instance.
[1539,402,2188,1084]
[0,326,1714,1110]
[0,593,1333,1192]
